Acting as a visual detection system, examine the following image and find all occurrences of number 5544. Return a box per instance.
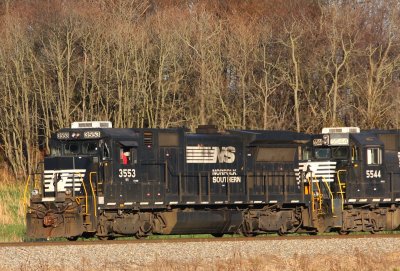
[366,170,381,178]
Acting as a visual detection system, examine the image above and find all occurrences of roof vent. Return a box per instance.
[71,121,112,129]
[322,127,360,134]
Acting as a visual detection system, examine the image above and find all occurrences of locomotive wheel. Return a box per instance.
[211,233,224,238]
[370,219,378,234]
[97,235,115,241]
[241,221,256,237]
[277,225,288,236]
[242,231,256,237]
[67,236,79,241]
[277,229,287,236]
[134,232,149,239]
[338,230,349,235]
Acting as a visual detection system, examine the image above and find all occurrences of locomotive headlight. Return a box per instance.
[31,189,39,197]
[71,132,80,139]
[84,131,101,139]
[65,188,72,196]
[322,134,330,145]
[57,132,69,139]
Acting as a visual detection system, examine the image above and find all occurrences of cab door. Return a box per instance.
[99,140,113,201]
[364,146,385,198]
[115,141,139,204]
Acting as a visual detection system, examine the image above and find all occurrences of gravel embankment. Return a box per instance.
[1,237,400,270]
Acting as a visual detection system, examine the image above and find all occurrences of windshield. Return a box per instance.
[331,147,349,159]
[49,140,99,156]
[314,148,331,159]
[314,146,349,160]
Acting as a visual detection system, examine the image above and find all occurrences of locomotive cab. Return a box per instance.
[307,128,387,202]
[26,121,113,239]
[299,127,400,234]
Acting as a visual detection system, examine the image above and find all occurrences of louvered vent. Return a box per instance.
[71,121,112,129]
[322,127,360,134]
[144,131,153,148]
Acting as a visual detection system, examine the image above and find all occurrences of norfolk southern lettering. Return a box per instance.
[212,168,241,183]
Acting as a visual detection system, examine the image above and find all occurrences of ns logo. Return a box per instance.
[186,146,236,164]
[215,146,236,163]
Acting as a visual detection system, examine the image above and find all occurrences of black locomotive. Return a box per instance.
[25,122,400,239]
[299,127,400,234]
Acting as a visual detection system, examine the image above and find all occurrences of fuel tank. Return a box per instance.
[159,209,243,235]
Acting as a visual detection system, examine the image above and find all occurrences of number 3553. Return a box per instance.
[118,169,136,178]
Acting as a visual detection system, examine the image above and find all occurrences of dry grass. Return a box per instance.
[0,166,26,242]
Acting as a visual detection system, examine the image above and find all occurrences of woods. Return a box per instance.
[0,0,399,180]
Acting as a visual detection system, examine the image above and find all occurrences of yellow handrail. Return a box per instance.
[307,176,314,212]
[336,170,346,210]
[314,178,323,212]
[308,175,323,212]
[89,172,97,217]
[75,172,88,215]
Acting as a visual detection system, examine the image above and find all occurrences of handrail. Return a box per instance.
[336,169,346,210]
[322,176,334,213]
[89,172,97,217]
[75,172,88,215]
[314,177,323,212]
[307,175,316,212]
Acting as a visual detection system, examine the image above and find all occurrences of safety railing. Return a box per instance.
[336,169,346,211]
[89,172,97,217]
[322,176,334,213]
[74,172,88,215]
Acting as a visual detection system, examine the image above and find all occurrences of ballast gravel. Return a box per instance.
[1,237,400,270]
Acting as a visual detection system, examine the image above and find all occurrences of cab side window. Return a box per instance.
[120,147,130,165]
[351,146,359,162]
[102,143,110,160]
[367,148,382,165]
[120,147,137,165]
[302,147,313,160]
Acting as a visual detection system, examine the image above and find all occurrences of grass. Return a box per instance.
[0,167,26,242]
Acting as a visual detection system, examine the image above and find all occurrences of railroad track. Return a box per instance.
[2,232,400,247]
